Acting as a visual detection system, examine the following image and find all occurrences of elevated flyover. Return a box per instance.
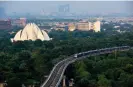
[41,46,130,87]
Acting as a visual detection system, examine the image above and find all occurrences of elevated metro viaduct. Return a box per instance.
[41,46,130,87]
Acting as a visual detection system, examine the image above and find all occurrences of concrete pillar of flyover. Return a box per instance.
[0,83,4,87]
[63,76,66,87]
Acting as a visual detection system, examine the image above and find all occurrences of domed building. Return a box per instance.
[11,23,51,42]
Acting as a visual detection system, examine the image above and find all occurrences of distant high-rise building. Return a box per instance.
[58,4,70,13]
[0,7,6,18]
[41,9,45,16]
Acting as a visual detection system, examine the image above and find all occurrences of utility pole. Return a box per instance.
[115,49,117,59]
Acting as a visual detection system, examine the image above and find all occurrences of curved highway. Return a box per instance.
[40,46,130,87]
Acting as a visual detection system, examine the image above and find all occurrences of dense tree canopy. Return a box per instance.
[0,29,133,87]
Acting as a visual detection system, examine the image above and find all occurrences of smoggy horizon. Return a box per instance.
[0,1,133,16]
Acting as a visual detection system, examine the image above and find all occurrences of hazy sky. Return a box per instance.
[0,1,132,15]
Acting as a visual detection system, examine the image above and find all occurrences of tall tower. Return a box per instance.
[41,9,45,16]
[58,4,70,13]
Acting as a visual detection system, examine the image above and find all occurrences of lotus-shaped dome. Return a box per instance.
[11,23,50,42]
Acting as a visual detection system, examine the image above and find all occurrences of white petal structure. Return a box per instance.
[14,30,22,40]
[11,23,50,42]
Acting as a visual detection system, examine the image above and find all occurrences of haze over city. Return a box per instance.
[0,1,132,16]
[1,1,133,87]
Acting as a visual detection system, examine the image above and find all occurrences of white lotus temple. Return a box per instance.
[11,23,51,42]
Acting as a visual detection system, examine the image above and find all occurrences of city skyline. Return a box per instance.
[0,1,132,16]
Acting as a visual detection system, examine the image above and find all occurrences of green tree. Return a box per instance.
[97,74,111,87]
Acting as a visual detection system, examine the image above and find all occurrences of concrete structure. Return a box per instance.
[76,21,101,32]
[68,23,76,31]
[55,22,67,31]
[11,23,50,42]
[89,22,93,30]
[58,4,70,13]
[63,76,66,87]
[93,21,101,32]
[55,27,66,31]
[41,46,130,87]
[12,18,26,27]
[0,19,11,29]
[76,22,90,31]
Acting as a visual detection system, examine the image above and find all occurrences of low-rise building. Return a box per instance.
[0,19,11,30]
[68,23,76,31]
[114,26,120,29]
[55,27,66,31]
[76,22,90,31]
[76,20,101,32]
[11,18,26,27]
